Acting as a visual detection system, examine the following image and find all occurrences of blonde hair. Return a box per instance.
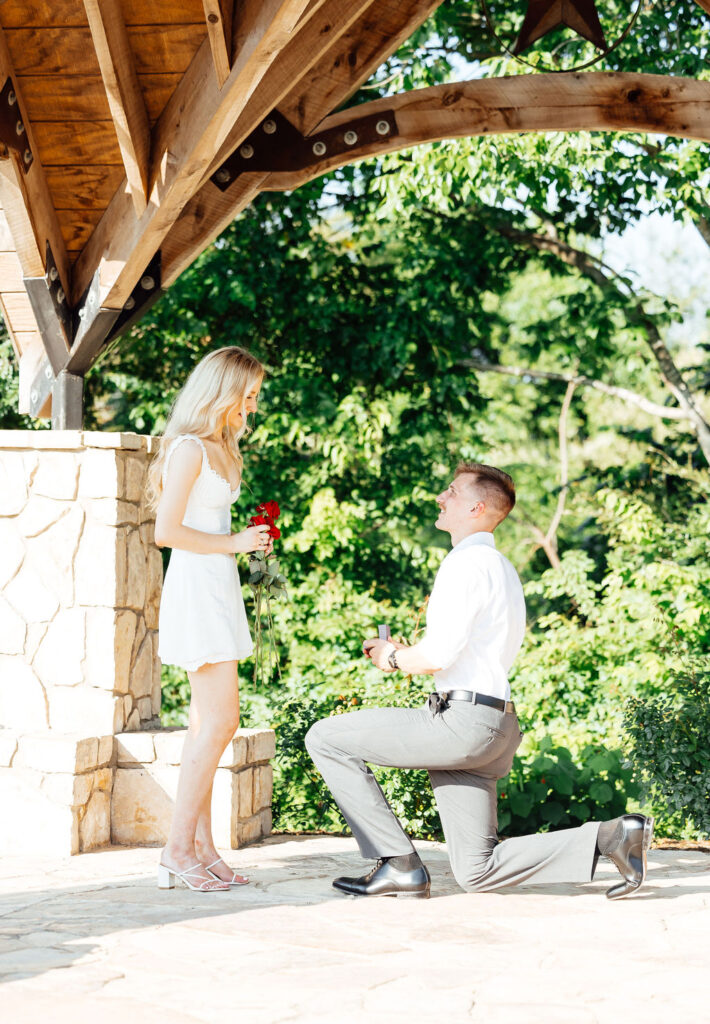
[148,346,265,510]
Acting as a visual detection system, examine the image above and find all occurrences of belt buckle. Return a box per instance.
[441,691,449,703]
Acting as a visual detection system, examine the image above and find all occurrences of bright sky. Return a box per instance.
[602,213,710,350]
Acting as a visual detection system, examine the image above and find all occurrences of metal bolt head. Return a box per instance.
[215,168,231,184]
[207,11,219,23]
[49,267,58,282]
[16,119,24,136]
[125,296,136,311]
[23,148,32,164]
[140,276,155,291]
[263,119,277,135]
[239,143,254,159]
[344,130,358,145]
[8,90,16,105]
[78,308,87,321]
[312,140,327,157]
[376,120,390,136]
[44,366,53,379]
[30,389,38,404]
[57,288,65,304]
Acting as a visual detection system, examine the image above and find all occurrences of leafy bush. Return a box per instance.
[497,737,638,836]
[623,633,710,838]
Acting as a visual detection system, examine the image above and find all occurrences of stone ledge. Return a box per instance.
[0,430,160,453]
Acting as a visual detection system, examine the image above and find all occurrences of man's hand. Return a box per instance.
[362,638,396,671]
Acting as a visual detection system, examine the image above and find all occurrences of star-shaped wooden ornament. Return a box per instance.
[512,0,608,55]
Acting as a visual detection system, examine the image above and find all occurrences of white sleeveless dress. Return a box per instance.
[158,434,254,671]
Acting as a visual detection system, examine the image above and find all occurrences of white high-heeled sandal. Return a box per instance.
[158,861,229,892]
[205,857,250,886]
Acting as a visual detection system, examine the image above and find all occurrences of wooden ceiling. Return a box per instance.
[0,0,708,426]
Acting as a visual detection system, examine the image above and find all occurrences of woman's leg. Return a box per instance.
[161,660,240,886]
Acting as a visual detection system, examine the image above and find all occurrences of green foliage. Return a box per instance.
[497,737,638,836]
[623,632,710,839]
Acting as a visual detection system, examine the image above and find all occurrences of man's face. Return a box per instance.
[435,475,481,534]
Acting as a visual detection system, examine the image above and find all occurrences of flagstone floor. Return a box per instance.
[0,835,708,1024]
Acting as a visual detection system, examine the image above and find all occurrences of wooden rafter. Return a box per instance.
[203,0,233,88]
[694,0,710,14]
[71,0,313,311]
[83,0,151,216]
[161,0,444,287]
[257,72,710,191]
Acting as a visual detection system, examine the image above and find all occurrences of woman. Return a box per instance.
[149,346,270,892]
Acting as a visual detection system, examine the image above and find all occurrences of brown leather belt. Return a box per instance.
[429,690,516,715]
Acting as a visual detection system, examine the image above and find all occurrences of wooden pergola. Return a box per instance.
[1,0,709,428]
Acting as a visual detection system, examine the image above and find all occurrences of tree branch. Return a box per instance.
[463,359,691,422]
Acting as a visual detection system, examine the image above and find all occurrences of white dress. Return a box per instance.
[158,434,254,671]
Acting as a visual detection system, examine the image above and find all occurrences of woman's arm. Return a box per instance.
[154,439,268,555]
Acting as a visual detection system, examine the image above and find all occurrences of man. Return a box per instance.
[306,463,653,900]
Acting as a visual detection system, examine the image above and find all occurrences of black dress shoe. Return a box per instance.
[333,858,431,899]
[605,814,654,900]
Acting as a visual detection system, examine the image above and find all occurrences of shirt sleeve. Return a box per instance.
[416,552,487,670]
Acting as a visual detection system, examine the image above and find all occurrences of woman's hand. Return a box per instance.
[230,524,271,554]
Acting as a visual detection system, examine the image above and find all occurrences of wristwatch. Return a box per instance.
[387,645,399,671]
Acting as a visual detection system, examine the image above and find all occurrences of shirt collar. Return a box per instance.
[451,531,496,554]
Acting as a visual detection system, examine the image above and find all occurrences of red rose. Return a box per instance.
[256,500,280,520]
[268,524,281,539]
[248,514,269,528]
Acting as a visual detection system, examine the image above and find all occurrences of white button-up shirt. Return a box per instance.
[416,532,526,701]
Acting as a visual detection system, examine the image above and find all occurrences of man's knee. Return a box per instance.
[304,717,332,757]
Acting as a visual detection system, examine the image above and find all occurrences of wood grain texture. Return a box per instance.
[0,0,207,24]
[0,27,71,296]
[204,0,232,87]
[72,0,312,307]
[32,122,124,167]
[0,251,25,290]
[84,0,151,213]
[162,0,443,286]
[256,73,710,193]
[4,25,204,76]
[0,290,40,333]
[45,166,125,210]
[56,209,104,253]
[20,73,183,124]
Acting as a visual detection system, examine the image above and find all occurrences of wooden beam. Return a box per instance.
[256,72,710,193]
[204,0,233,88]
[72,0,312,310]
[694,0,710,14]
[83,0,151,215]
[0,29,71,295]
[161,0,443,286]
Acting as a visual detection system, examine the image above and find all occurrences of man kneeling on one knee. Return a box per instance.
[306,462,653,901]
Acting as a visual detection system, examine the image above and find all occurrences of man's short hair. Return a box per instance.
[454,462,516,524]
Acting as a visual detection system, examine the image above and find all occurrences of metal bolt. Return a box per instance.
[312,140,327,157]
[376,120,390,136]
[344,130,358,145]
[57,288,65,304]
[45,366,53,379]
[214,168,231,184]
[8,90,16,105]
[78,308,87,321]
[87,292,96,307]
[125,296,136,311]
[49,267,58,282]
[23,148,32,164]
[207,12,219,23]
[30,389,38,404]
[16,120,24,136]
[239,143,254,159]
[140,276,155,290]
[263,119,277,135]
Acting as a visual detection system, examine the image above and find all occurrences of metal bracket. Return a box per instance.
[210,108,397,191]
[0,76,33,171]
[51,370,83,430]
[24,241,73,375]
[29,251,163,419]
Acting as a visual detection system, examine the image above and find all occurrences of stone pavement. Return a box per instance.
[1,836,708,1024]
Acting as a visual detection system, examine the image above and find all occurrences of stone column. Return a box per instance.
[0,430,162,854]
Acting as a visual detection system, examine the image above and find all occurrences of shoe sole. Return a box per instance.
[333,885,431,900]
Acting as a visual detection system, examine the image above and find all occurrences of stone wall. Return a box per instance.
[0,430,274,857]
[0,430,162,736]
